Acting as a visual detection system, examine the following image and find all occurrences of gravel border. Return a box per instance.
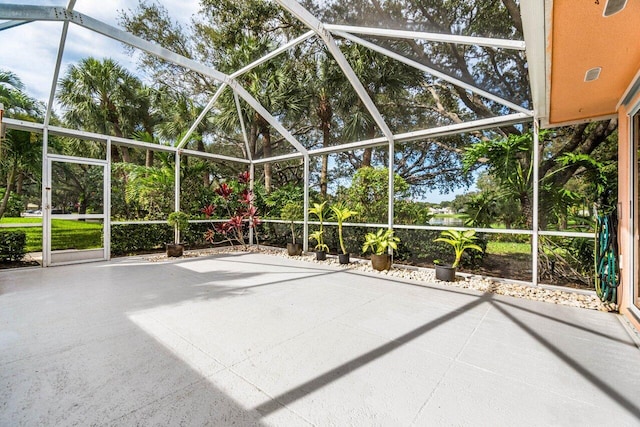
[143,245,614,312]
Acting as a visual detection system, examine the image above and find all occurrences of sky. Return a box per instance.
[0,0,469,203]
[0,0,200,101]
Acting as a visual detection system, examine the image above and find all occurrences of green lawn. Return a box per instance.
[486,241,531,259]
[1,217,102,252]
[0,217,42,224]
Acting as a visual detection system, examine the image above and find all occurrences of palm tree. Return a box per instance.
[308,51,342,197]
[0,70,42,218]
[215,41,310,193]
[0,127,42,218]
[332,43,423,168]
[1,70,39,115]
[57,57,148,163]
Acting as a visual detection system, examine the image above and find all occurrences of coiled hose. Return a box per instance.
[595,212,619,303]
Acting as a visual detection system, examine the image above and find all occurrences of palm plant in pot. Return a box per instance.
[309,230,329,260]
[308,201,329,260]
[281,202,303,256]
[433,229,483,281]
[330,203,358,264]
[362,228,400,271]
[167,211,189,257]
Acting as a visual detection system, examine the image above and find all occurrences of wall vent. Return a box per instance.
[585,67,602,82]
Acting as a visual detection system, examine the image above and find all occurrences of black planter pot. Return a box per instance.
[338,253,350,264]
[287,243,303,256]
[371,254,392,271]
[315,250,327,261]
[166,243,184,257]
[435,264,456,282]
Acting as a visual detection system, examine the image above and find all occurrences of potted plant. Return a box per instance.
[309,201,329,260]
[433,229,483,281]
[281,202,303,256]
[362,228,400,271]
[309,230,329,260]
[167,211,189,257]
[330,203,358,264]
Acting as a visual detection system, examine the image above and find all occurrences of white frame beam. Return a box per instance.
[174,151,181,243]
[175,30,315,152]
[232,30,315,78]
[234,92,252,161]
[532,120,540,286]
[519,0,548,125]
[274,0,395,143]
[325,24,526,50]
[303,155,310,252]
[3,118,251,164]
[251,112,531,164]
[175,85,226,150]
[0,19,30,31]
[335,31,533,115]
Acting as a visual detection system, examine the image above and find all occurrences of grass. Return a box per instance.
[486,241,530,257]
[0,217,42,224]
[1,217,102,252]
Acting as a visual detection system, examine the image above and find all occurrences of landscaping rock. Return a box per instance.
[142,246,613,312]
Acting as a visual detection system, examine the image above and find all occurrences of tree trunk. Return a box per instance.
[320,117,329,194]
[120,146,131,163]
[559,214,567,231]
[16,173,23,195]
[362,148,372,168]
[249,122,258,159]
[520,192,533,230]
[111,145,121,163]
[501,0,523,34]
[145,149,154,168]
[321,155,328,197]
[361,125,377,168]
[0,165,16,218]
[196,138,210,187]
[263,130,272,193]
[78,196,87,215]
[317,93,332,197]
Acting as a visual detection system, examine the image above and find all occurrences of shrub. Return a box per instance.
[0,230,27,262]
[110,223,172,255]
[0,190,24,217]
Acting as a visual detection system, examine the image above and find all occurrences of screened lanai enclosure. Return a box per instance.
[0,1,606,288]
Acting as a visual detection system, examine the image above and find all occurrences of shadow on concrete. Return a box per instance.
[254,291,495,416]
[491,302,640,420]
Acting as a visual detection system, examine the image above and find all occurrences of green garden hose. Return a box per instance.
[595,212,619,303]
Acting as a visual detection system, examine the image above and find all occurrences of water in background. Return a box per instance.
[428,216,465,227]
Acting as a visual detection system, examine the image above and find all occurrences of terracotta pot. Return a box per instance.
[435,264,456,282]
[338,253,350,264]
[316,250,327,261]
[166,243,184,257]
[287,243,303,256]
[371,254,391,271]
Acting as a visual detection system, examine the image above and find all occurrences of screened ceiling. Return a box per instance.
[0,0,534,164]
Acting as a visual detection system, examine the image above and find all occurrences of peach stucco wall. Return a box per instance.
[549,1,640,125]
[618,92,640,331]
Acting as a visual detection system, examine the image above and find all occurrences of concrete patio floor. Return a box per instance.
[1,252,640,426]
